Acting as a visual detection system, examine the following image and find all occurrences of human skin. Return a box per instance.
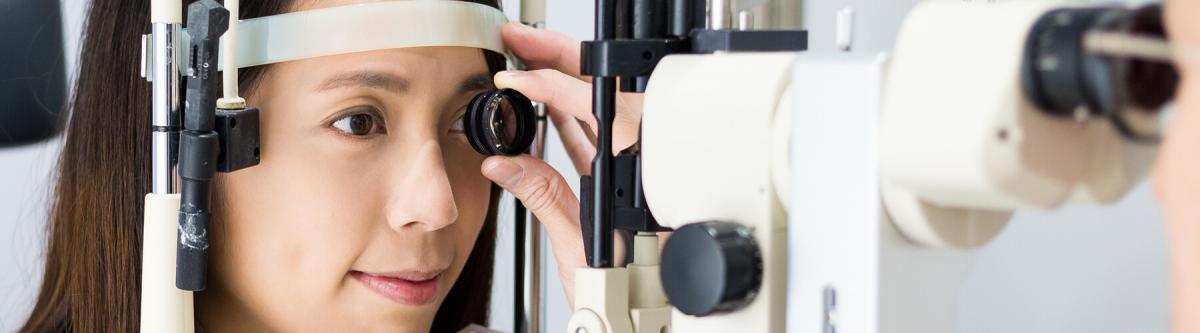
[480,22,646,305]
[1151,0,1200,332]
[198,45,494,332]
[191,1,644,330]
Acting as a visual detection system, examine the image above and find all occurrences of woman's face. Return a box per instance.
[199,43,495,331]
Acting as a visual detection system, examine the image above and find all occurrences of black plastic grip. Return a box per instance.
[176,200,210,291]
[580,175,595,267]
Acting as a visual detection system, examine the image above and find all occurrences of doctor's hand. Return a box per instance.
[479,22,643,306]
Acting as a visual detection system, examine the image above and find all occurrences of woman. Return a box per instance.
[20,0,638,331]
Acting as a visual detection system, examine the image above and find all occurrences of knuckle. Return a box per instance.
[521,174,562,213]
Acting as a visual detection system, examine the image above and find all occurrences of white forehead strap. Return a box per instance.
[220,1,507,69]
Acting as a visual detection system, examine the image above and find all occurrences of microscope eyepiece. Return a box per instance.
[1021,4,1177,143]
[465,88,537,156]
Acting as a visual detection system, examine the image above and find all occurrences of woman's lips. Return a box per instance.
[351,270,442,305]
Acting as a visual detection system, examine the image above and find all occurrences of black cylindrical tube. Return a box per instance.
[633,0,667,39]
[176,180,211,291]
[668,0,693,37]
[591,78,616,269]
[176,131,217,291]
[589,0,617,268]
[513,202,527,333]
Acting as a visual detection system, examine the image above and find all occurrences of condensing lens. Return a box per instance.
[466,88,536,156]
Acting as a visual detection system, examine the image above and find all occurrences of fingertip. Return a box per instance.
[494,70,525,89]
[501,22,536,44]
[481,156,525,188]
[503,22,534,33]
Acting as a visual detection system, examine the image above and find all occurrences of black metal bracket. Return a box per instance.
[613,152,668,232]
[215,108,261,172]
[690,29,809,53]
[581,38,689,78]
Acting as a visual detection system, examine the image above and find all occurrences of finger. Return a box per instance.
[481,155,587,304]
[497,69,595,127]
[502,22,587,81]
[613,92,643,153]
[549,110,597,174]
[497,70,640,155]
[481,155,582,238]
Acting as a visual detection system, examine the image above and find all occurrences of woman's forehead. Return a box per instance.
[288,0,393,12]
[283,47,487,81]
[262,47,491,99]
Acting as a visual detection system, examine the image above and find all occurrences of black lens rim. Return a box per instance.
[465,88,537,156]
[1020,5,1171,143]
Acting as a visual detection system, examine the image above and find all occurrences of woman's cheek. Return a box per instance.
[445,145,491,243]
[216,133,385,328]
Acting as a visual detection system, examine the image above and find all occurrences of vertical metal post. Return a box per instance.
[523,101,548,333]
[150,22,181,194]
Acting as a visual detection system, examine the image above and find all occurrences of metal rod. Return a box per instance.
[151,23,182,194]
[709,0,729,30]
[512,20,546,331]
[525,102,547,333]
[590,0,617,268]
[514,201,527,333]
[1084,31,1175,63]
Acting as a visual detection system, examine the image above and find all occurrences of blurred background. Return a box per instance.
[0,0,1169,332]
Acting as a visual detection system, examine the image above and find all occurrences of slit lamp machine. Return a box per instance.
[135,0,1184,332]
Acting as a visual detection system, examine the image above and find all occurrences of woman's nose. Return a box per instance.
[385,140,459,232]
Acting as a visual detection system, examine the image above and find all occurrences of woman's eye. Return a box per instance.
[449,114,466,134]
[331,111,385,137]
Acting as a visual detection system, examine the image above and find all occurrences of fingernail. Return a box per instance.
[508,22,535,32]
[494,70,525,88]
[483,157,524,188]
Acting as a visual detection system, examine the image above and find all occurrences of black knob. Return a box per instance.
[660,221,763,316]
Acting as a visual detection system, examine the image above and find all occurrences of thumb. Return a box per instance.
[481,155,580,231]
[481,155,587,305]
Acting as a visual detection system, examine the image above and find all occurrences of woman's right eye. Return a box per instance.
[330,109,386,137]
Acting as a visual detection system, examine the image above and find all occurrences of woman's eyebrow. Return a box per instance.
[316,70,409,92]
[457,73,495,95]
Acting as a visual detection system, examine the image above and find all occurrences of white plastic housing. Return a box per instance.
[140,193,194,333]
[879,0,1153,248]
[881,0,1085,211]
[642,52,796,333]
[789,54,979,333]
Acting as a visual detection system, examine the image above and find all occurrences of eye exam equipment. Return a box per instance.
[124,0,1182,332]
[633,1,1179,333]
[136,1,527,331]
[569,0,805,332]
[139,0,193,329]
[781,1,1176,333]
[142,0,263,329]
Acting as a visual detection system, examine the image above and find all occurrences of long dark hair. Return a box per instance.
[21,0,504,331]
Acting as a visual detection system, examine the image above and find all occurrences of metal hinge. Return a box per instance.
[140,34,152,81]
